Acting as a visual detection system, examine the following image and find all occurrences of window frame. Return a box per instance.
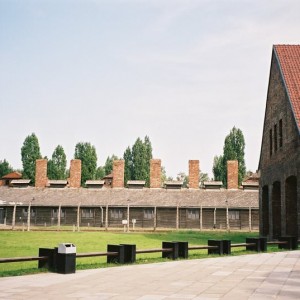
[187,208,200,220]
[144,208,154,219]
[81,208,94,219]
[228,210,240,220]
[110,208,123,219]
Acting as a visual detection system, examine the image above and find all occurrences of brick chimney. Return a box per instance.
[112,160,125,188]
[227,160,239,189]
[69,159,81,188]
[35,159,48,188]
[150,159,161,188]
[189,160,199,189]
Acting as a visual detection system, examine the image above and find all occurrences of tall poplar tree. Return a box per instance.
[123,147,133,184]
[132,137,146,180]
[95,166,105,179]
[104,155,119,175]
[48,145,67,180]
[213,127,246,186]
[21,133,42,184]
[123,136,153,186]
[74,142,97,185]
[144,136,153,186]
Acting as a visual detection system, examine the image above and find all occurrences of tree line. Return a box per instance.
[0,134,155,186]
[0,127,248,187]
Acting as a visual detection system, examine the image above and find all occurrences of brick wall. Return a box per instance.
[150,159,161,188]
[189,160,199,189]
[260,53,300,171]
[258,48,300,239]
[227,160,238,189]
[35,159,48,188]
[69,159,81,188]
[112,160,125,188]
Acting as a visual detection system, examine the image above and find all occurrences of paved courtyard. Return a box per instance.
[0,250,300,299]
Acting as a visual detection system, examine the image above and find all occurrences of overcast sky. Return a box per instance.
[1,0,299,178]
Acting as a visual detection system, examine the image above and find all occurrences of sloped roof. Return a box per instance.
[274,45,300,132]
[1,172,22,179]
[0,187,258,208]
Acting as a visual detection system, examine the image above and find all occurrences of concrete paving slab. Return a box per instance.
[1,250,300,299]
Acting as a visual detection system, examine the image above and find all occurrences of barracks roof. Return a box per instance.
[0,187,258,209]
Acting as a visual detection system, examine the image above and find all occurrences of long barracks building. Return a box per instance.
[0,159,259,231]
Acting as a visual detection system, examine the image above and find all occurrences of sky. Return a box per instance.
[1,0,300,178]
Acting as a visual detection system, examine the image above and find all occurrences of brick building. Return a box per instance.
[259,45,300,239]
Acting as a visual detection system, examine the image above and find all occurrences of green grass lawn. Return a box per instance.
[0,230,271,277]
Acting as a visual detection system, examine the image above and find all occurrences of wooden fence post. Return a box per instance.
[77,203,80,232]
[249,207,252,232]
[176,205,179,230]
[200,206,202,231]
[12,204,16,230]
[226,205,230,232]
[105,204,108,230]
[27,203,31,231]
[154,206,157,231]
[213,207,216,229]
[57,204,61,230]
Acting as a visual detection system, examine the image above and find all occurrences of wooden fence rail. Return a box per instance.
[0,238,299,274]
[0,256,48,263]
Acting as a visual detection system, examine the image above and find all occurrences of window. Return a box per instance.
[187,209,199,220]
[22,208,36,218]
[269,129,273,156]
[110,209,123,219]
[228,210,240,220]
[81,209,93,218]
[144,208,154,219]
[274,124,278,152]
[279,119,283,148]
[52,209,65,218]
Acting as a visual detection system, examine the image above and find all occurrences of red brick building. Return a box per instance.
[259,45,300,239]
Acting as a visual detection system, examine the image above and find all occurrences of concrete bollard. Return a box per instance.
[107,244,125,264]
[278,236,298,250]
[120,244,136,263]
[162,242,179,260]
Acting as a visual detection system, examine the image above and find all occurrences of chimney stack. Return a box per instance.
[188,160,199,189]
[150,159,162,188]
[69,159,81,188]
[227,160,239,189]
[35,159,48,187]
[112,160,125,188]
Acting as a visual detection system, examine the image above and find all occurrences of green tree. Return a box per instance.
[132,137,146,180]
[0,159,13,177]
[199,171,210,185]
[47,145,67,180]
[123,147,133,184]
[21,133,42,184]
[144,136,152,185]
[104,155,119,175]
[95,166,105,179]
[213,127,246,186]
[161,166,167,183]
[123,136,153,186]
[213,155,224,182]
[74,142,97,185]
